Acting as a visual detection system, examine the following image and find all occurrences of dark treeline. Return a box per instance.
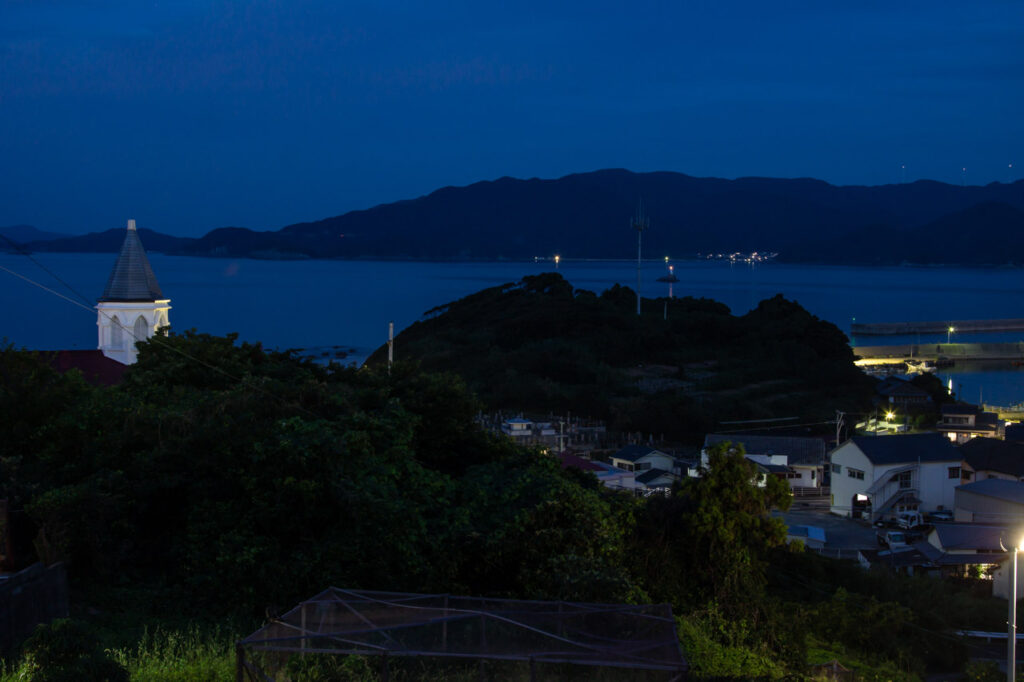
[367,272,875,441]
[0,323,1006,679]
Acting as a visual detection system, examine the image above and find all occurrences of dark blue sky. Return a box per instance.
[2,0,1022,237]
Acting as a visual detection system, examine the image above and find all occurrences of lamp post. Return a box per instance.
[1009,537,1024,682]
[947,326,955,344]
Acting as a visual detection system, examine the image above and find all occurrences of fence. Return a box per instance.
[0,562,69,656]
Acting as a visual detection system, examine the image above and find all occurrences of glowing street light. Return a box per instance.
[947,326,955,344]
[1009,535,1024,681]
[885,411,895,422]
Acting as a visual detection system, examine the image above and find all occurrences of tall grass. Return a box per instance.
[110,626,236,682]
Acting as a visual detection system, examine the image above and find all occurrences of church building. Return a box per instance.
[96,219,171,365]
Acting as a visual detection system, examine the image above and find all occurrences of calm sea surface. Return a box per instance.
[3,253,1023,405]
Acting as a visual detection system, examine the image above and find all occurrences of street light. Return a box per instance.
[1008,536,1024,681]
[947,326,955,344]
[885,411,895,422]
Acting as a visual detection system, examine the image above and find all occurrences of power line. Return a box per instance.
[0,257,335,423]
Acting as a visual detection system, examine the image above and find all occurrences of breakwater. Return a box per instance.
[851,319,1024,335]
[852,342,1024,362]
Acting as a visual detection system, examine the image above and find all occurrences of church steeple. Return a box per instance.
[96,219,171,365]
[99,219,165,302]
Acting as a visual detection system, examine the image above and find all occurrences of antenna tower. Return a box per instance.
[631,202,649,316]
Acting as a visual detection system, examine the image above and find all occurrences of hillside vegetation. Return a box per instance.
[367,272,875,440]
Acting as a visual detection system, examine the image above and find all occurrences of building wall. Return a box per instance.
[829,443,874,517]
[955,489,1024,525]
[97,300,171,365]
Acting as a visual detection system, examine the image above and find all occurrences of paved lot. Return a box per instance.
[774,507,878,553]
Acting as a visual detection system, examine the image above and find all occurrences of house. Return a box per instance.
[918,523,1008,578]
[609,445,678,493]
[953,478,1024,524]
[829,433,962,522]
[937,403,1004,443]
[499,417,561,449]
[702,434,826,489]
[960,438,1024,483]
[875,376,932,407]
[559,452,637,492]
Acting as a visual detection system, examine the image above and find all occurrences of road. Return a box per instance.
[774,506,878,556]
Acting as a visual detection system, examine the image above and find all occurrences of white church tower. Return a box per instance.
[96,219,171,365]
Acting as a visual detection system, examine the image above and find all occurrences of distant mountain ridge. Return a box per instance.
[19,169,1024,265]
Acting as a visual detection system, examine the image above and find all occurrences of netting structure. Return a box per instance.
[237,587,688,681]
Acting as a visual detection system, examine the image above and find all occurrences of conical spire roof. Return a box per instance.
[99,219,165,302]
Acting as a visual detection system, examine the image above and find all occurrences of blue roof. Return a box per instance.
[849,432,960,465]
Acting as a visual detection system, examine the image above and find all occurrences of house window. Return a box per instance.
[898,471,912,489]
[948,466,961,479]
[847,468,865,480]
[635,462,652,471]
[832,463,842,474]
[811,470,816,480]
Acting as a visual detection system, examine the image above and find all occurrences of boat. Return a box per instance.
[904,359,936,373]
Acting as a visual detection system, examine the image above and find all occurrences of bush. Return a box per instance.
[15,619,127,682]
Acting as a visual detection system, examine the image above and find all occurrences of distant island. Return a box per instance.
[6,168,1024,265]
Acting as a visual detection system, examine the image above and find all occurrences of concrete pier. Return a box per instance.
[852,342,1024,362]
[851,319,1024,336]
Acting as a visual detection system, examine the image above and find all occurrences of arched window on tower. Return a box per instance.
[111,315,123,348]
[134,315,149,344]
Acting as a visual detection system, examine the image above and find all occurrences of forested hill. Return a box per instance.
[366,272,875,439]
[20,169,1024,264]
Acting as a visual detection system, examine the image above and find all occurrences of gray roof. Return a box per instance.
[957,478,1024,505]
[961,438,1024,478]
[848,432,960,465]
[99,220,165,302]
[635,468,673,485]
[929,523,1009,552]
[612,444,667,463]
[704,434,825,466]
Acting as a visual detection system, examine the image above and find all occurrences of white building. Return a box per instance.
[702,434,826,489]
[829,433,962,522]
[96,219,170,365]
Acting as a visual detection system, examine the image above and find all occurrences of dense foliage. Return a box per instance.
[365,273,875,440]
[0,329,999,679]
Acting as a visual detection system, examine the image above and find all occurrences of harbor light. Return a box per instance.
[554,254,560,265]
[947,325,955,343]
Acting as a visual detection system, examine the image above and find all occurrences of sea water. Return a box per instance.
[2,253,1022,404]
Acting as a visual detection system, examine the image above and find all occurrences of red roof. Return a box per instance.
[559,452,603,472]
[43,350,127,386]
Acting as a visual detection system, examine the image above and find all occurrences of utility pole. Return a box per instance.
[387,321,394,374]
[835,410,846,447]
[632,203,649,316]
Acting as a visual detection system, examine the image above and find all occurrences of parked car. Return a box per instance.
[927,510,954,523]
[877,529,909,549]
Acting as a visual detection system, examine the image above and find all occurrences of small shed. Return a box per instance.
[237,587,688,680]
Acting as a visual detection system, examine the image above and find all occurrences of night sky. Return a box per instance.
[2,1,1022,237]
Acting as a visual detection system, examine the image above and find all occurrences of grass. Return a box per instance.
[111,626,236,681]
[0,625,237,682]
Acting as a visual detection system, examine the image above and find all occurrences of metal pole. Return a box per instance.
[637,228,642,316]
[387,321,394,374]
[1011,548,1018,682]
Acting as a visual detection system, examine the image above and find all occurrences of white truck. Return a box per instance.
[876,529,910,549]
